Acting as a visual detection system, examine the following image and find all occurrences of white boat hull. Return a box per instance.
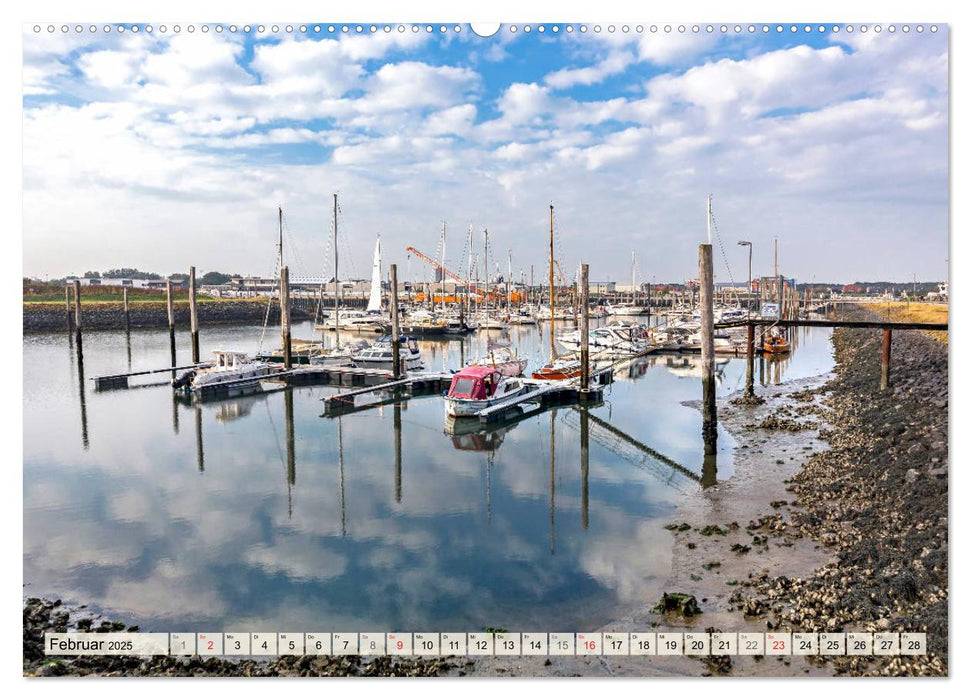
[444,386,527,417]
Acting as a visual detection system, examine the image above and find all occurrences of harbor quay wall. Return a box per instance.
[23,300,316,333]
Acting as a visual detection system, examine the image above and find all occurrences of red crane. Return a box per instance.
[405,246,485,296]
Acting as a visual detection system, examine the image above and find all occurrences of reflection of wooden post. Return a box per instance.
[394,403,402,503]
[284,389,296,489]
[195,404,204,472]
[580,263,590,391]
[745,321,755,397]
[880,329,892,390]
[73,280,82,335]
[699,244,716,454]
[280,265,292,369]
[189,267,199,364]
[390,264,401,378]
[76,334,88,450]
[580,408,589,530]
[123,287,130,330]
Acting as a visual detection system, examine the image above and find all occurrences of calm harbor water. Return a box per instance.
[23,319,833,633]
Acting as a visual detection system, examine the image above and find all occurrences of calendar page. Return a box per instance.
[20,0,951,682]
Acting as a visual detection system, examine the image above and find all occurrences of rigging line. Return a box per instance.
[257,238,282,353]
[709,210,744,308]
[335,201,358,282]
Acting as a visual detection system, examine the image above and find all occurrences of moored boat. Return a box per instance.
[531,357,582,381]
[763,333,791,354]
[172,350,275,396]
[351,335,424,371]
[444,365,527,417]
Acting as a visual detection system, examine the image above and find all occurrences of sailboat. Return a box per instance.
[366,235,384,314]
[306,196,365,364]
[532,204,582,381]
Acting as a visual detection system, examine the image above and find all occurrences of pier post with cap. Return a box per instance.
[580,263,590,391]
[280,265,292,369]
[391,263,402,378]
[73,280,82,340]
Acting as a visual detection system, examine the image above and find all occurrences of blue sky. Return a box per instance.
[22,22,948,284]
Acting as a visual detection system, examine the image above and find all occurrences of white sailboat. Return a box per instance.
[366,235,383,313]
[310,195,363,363]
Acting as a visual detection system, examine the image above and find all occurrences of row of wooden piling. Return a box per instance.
[65,268,200,363]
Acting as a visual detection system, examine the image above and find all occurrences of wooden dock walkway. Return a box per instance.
[92,362,213,390]
[321,371,452,415]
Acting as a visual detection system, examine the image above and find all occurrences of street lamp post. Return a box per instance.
[737,240,753,292]
[738,240,753,316]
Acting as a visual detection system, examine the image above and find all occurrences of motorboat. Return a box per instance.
[531,357,583,381]
[444,365,527,417]
[473,312,508,330]
[315,309,389,334]
[351,335,424,371]
[507,308,538,325]
[763,333,791,354]
[172,350,275,397]
[603,301,647,316]
[556,323,655,357]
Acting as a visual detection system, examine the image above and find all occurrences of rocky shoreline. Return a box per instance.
[718,308,948,676]
[23,300,314,333]
[469,306,947,677]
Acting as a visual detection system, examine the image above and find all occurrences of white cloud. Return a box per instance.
[21,27,948,283]
[545,50,635,89]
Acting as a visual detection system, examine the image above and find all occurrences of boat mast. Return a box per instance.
[507,248,512,314]
[334,193,340,349]
[278,206,284,272]
[549,204,555,363]
[467,222,474,317]
[484,228,490,317]
[440,221,446,316]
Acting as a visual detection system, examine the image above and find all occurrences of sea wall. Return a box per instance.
[23,301,315,333]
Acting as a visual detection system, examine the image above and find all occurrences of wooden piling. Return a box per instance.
[745,321,755,397]
[280,265,292,370]
[699,244,717,454]
[166,279,175,330]
[123,287,130,331]
[580,263,590,391]
[390,264,401,378]
[189,266,199,363]
[880,328,892,390]
[73,280,82,335]
[65,284,73,332]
